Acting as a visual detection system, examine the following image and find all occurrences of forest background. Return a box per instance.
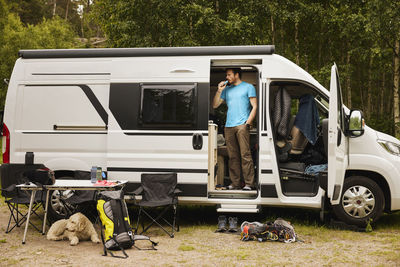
[0,0,399,138]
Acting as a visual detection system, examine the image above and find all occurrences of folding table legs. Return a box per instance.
[22,190,36,244]
[42,189,50,235]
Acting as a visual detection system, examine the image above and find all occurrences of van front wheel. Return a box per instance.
[332,176,384,227]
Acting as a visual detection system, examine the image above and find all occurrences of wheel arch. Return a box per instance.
[345,170,390,212]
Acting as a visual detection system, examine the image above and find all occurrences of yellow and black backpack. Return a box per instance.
[97,190,157,258]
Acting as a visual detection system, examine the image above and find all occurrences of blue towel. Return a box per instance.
[294,94,320,145]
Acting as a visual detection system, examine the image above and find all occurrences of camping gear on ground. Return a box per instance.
[228,216,238,232]
[216,215,227,232]
[131,173,181,238]
[240,218,297,243]
[215,215,238,233]
[97,190,157,258]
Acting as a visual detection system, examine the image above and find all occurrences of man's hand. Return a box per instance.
[213,81,228,109]
[245,122,252,130]
[217,81,227,92]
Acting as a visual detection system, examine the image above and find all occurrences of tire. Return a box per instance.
[332,176,384,227]
[46,176,78,222]
[47,189,78,222]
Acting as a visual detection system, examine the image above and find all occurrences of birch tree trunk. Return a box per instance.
[65,0,69,20]
[394,39,400,138]
[380,72,385,118]
[52,0,57,17]
[271,15,275,44]
[367,56,373,118]
[295,20,300,65]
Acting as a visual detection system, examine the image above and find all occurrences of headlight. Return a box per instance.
[378,140,400,156]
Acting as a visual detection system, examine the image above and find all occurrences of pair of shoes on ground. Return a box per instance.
[227,184,253,191]
[216,215,238,232]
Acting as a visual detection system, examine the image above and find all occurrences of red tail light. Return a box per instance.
[2,123,10,163]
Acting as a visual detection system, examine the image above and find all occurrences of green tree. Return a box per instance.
[366,0,400,138]
[0,7,77,108]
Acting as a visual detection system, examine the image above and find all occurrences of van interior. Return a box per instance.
[208,64,260,198]
[208,63,331,199]
[269,81,329,197]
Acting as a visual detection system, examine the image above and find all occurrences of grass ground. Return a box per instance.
[0,200,399,266]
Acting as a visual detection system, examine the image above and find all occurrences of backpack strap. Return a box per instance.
[107,237,129,259]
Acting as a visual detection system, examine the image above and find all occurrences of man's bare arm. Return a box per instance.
[213,81,227,109]
[246,97,258,125]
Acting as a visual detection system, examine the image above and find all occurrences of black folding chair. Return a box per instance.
[65,190,97,222]
[0,164,45,233]
[131,173,181,238]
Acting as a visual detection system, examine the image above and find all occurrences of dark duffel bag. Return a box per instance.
[24,168,55,186]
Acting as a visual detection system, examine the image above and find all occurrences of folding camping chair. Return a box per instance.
[65,190,97,222]
[131,173,181,238]
[0,165,44,233]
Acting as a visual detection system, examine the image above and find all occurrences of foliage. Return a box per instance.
[0,4,77,108]
[89,0,400,137]
[0,0,399,137]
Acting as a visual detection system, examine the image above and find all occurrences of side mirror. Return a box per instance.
[347,110,364,137]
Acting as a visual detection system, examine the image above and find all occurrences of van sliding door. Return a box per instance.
[107,57,210,198]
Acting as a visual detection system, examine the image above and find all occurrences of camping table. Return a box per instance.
[18,180,127,244]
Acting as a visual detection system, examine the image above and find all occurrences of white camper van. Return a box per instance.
[2,45,400,226]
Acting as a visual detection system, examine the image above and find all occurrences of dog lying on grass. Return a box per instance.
[47,212,100,246]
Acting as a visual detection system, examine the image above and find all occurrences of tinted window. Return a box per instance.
[140,84,196,129]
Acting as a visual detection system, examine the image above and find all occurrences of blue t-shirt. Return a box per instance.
[221,81,256,127]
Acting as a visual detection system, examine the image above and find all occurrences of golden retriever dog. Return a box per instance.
[47,212,100,246]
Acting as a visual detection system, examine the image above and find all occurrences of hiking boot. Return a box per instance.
[242,185,252,191]
[216,215,227,232]
[228,217,238,232]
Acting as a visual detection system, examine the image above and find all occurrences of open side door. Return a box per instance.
[327,64,348,205]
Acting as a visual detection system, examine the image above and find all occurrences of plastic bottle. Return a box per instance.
[96,167,102,181]
[91,166,97,183]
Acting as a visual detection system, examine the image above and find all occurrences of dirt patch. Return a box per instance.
[0,202,399,266]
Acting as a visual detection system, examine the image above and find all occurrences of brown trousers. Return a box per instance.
[224,124,254,188]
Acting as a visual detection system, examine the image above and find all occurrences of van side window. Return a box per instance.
[140,84,197,129]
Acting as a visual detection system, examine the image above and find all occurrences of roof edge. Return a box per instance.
[18,45,275,59]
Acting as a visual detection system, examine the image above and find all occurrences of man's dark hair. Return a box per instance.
[226,68,242,79]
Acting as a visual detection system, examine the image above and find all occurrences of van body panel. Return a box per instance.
[106,57,210,187]
[347,127,400,210]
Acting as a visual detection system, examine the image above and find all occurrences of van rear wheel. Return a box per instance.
[332,176,384,227]
[46,176,78,222]
[47,189,77,222]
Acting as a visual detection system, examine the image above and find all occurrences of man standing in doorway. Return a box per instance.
[213,68,257,190]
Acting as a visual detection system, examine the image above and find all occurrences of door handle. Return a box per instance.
[192,133,203,150]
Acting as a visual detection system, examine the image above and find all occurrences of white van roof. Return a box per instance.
[19,45,275,59]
